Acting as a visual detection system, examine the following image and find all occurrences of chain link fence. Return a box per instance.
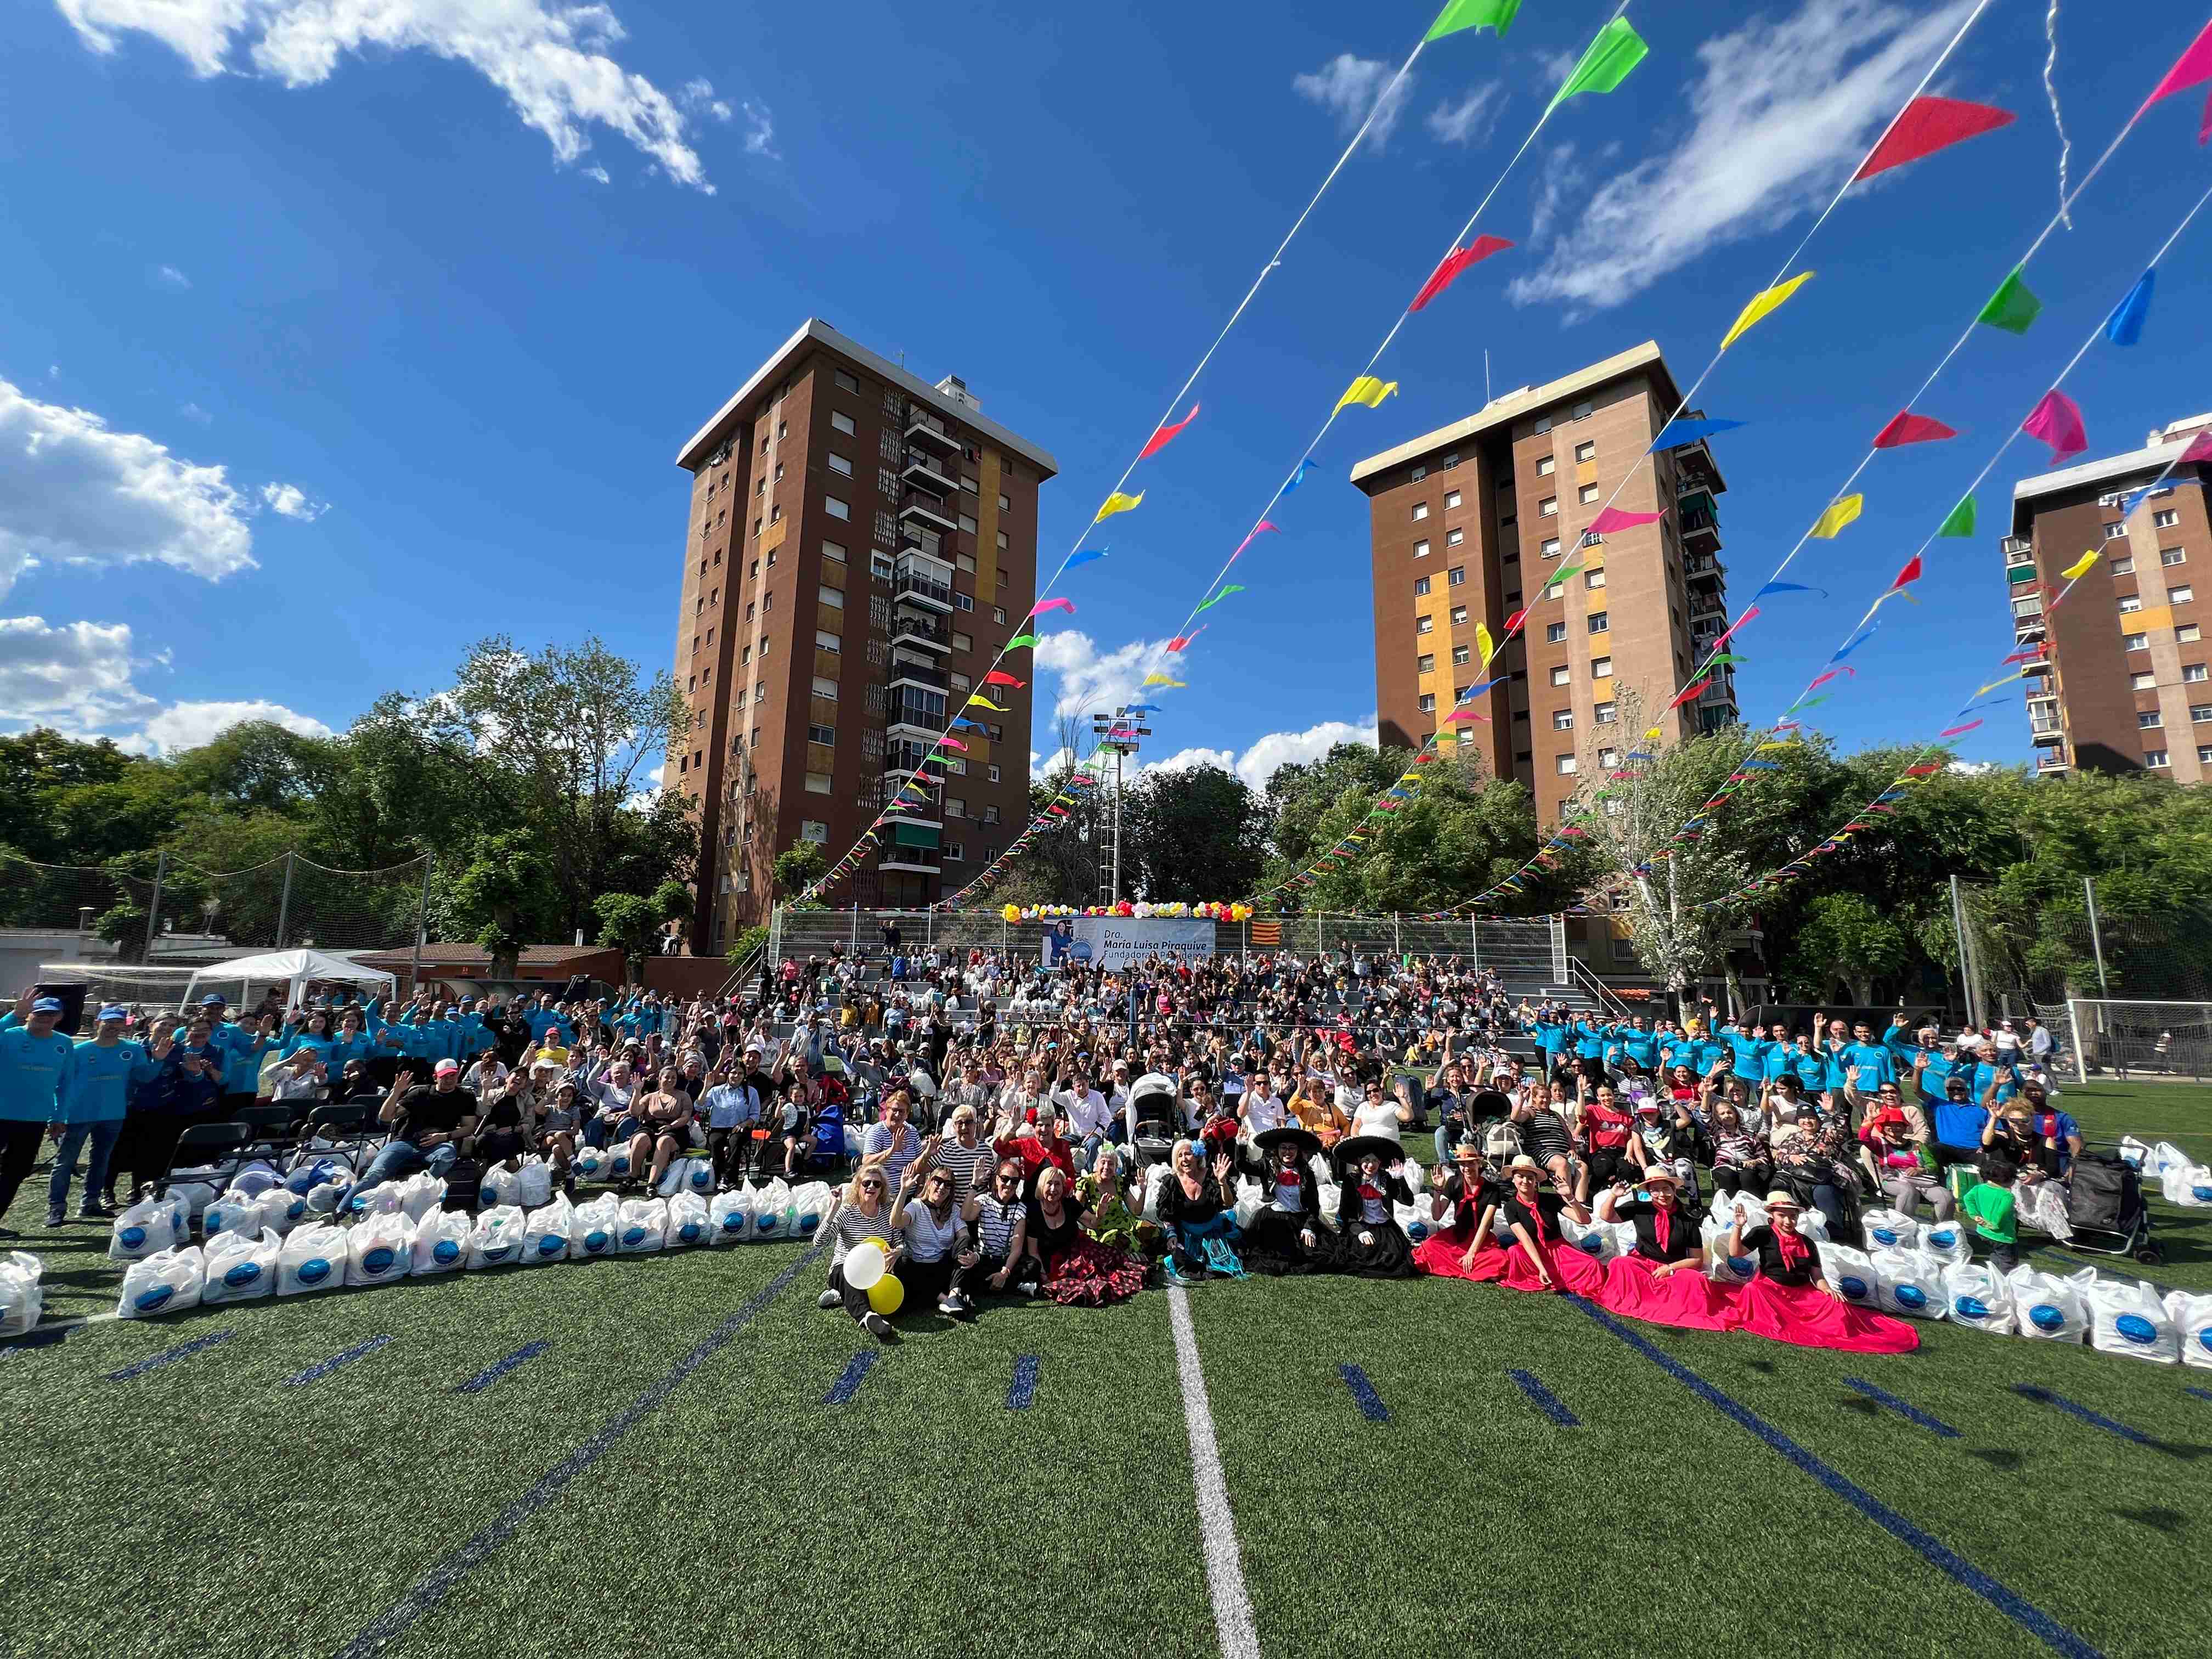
[2064,998,2212,1082]
[1952,877,2212,1023]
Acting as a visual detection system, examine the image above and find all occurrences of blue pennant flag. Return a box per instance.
[1754,580,1827,600]
[1065,547,1109,570]
[2105,269,2155,347]
[1649,417,1746,453]
[1283,457,1317,494]
[951,718,980,731]
[1829,624,1880,664]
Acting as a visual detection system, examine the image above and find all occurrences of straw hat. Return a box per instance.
[1640,1165,1680,1188]
[1762,1189,1803,1212]
[1504,1154,1547,1181]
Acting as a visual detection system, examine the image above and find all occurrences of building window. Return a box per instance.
[2106,521,2130,540]
[2132,670,2155,690]
[1418,693,1436,713]
[2140,710,2164,729]
[998,492,1011,512]
[992,606,1008,624]
[2113,556,2136,575]
[1556,754,1578,774]
[2186,663,2210,682]
[805,771,833,794]
[953,593,974,612]
[1446,527,1464,548]
[827,453,853,478]
[1444,489,1461,510]
[1450,606,1468,625]
[2188,704,2212,723]
[1412,503,1430,521]
[1546,622,1567,644]
[1594,699,1617,724]
[2162,547,2187,566]
[2125,632,2148,651]
[1414,575,1432,597]
[825,495,850,521]
[1539,497,1558,517]
[1417,615,1434,634]
[1541,538,1560,558]
[809,723,837,745]
[1552,709,1573,730]
[831,411,855,436]
[2201,745,2212,763]
[2146,749,2170,768]
[819,584,844,609]
[2183,624,2205,642]
[2156,509,2181,528]
[950,673,970,693]
[1578,484,1600,505]
[1452,644,1470,664]
[833,369,859,393]
[822,539,846,563]
[1549,665,1571,686]
[1448,566,1466,586]
[800,820,829,844]
[2174,584,2196,603]
[812,675,838,699]
[1588,611,1609,634]
[952,630,972,651]
[988,764,1001,782]
[1537,456,1555,477]
[2119,595,2143,614]
[815,629,840,652]
[1410,464,1428,482]
[1413,539,1431,558]
[871,551,894,582]
[1543,578,1564,601]
[1585,569,1606,589]
[1575,441,1595,463]
[1417,653,1435,674]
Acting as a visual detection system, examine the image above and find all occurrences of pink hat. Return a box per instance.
[433,1058,460,1075]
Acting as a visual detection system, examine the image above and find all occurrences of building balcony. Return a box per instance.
[901,450,960,496]
[888,656,949,691]
[1684,552,1725,585]
[2036,753,2070,774]
[887,691,947,735]
[2030,720,2065,746]
[1689,591,1727,625]
[899,494,960,535]
[890,607,951,652]
[2002,535,2033,557]
[894,567,955,612]
[1679,504,1721,553]
[905,408,962,455]
[2014,623,2047,648]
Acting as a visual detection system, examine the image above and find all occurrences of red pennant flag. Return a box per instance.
[1891,554,1923,588]
[2136,20,2212,121]
[1587,506,1663,536]
[983,671,1024,687]
[1871,410,1958,448]
[1407,235,1514,312]
[1668,679,1713,709]
[1855,97,2016,180]
[1504,608,1526,632]
[1904,763,1943,776]
[1138,404,1200,460]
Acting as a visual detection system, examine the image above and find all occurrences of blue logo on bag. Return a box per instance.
[2115,1313,2158,1345]
[284,1200,305,1222]
[297,1259,332,1285]
[536,1234,564,1257]
[609,1156,630,1176]
[287,1171,314,1195]
[585,1230,611,1252]
[1573,1234,1601,1254]
[222,1262,263,1289]
[622,1227,646,1246]
[690,1167,712,1191]
[1872,1227,1901,1246]
[1894,1283,1928,1310]
[432,1239,461,1265]
[758,1214,781,1234]
[2029,1302,2066,1331]
[797,1212,819,1235]
[1954,1295,1989,1321]
[719,1215,744,1233]
[481,1243,514,1262]
[120,1225,146,1250]
[1839,1274,1870,1301]
[134,1284,174,1311]
[1927,1228,1958,1250]
[678,1222,702,1243]
[1408,1221,1430,1242]
[2197,1328,2212,1354]
[363,1247,396,1276]
[2194,1186,2212,1203]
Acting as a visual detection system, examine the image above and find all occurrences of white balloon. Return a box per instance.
[843,1241,885,1291]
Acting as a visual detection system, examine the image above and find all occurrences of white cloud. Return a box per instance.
[179,402,211,424]
[258,481,328,521]
[680,78,733,122]
[1140,746,1237,779]
[55,0,719,191]
[1031,746,1077,782]
[1032,629,1180,723]
[0,376,258,599]
[1139,718,1379,793]
[140,698,333,752]
[1526,142,1583,240]
[1508,0,1978,313]
[0,614,157,731]
[154,264,191,290]
[740,99,777,159]
[1426,82,1504,147]
[582,164,610,184]
[1293,54,1412,149]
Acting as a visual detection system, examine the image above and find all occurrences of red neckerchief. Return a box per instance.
[1518,1189,1550,1241]
[1774,1227,1810,1271]
[1651,1204,1672,1254]
[1357,1181,1385,1203]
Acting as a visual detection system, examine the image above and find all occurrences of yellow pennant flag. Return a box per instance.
[1094,490,1143,523]
[1473,622,1495,665]
[1720,271,1814,351]
[967,695,1006,712]
[1141,673,1186,689]
[2061,548,2099,580]
[1335,376,1400,413]
[1810,494,1863,539]
[1976,670,2028,697]
[1642,726,1663,742]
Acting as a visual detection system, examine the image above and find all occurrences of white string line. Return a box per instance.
[798,30,1435,903]
[1254,0,1996,907]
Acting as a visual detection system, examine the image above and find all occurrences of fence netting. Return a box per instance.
[2064,998,2212,1082]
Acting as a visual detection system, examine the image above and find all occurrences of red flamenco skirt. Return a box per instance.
[1499,1238,1610,1297]
[1598,1255,1734,1333]
[1040,1238,1149,1307]
[1725,1276,1919,1355]
[1413,1231,1509,1283]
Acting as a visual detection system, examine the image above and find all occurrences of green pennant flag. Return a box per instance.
[1545,16,1648,114]
[1936,494,1977,538]
[1004,633,1039,650]
[1705,653,1750,668]
[1977,268,2042,335]
[1193,584,1246,614]
[1426,0,1521,41]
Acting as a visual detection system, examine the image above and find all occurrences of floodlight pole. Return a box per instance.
[2083,875,2111,997]
[1091,705,1149,907]
[143,851,167,963]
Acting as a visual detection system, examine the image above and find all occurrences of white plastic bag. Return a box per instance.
[1395,1200,1433,1245]
[1861,1207,1921,1253]
[0,1251,44,1336]
[658,1155,712,1200]
[1871,1248,1945,1319]
[345,1182,404,1220]
[1822,1244,1882,1308]
[201,1187,261,1240]
[228,1160,283,1200]
[570,1192,623,1260]
[750,1178,792,1242]
[109,1194,188,1260]
[707,1187,751,1245]
[525,1195,574,1264]
[201,1228,279,1304]
[1141,1164,1170,1223]
[479,1161,520,1209]
[515,1154,555,1209]
[1232,1178,1262,1229]
[789,1180,834,1241]
[1401,1158,1426,1195]
[573,1144,607,1182]
[1918,1217,1974,1268]
[1560,1211,1618,1260]
[306,1180,351,1217]
[617,1197,668,1253]
[2116,1135,2155,1171]
[166,1176,221,1219]
[348,1212,415,1286]
[2162,1290,2212,1371]
[1317,1183,1342,1231]
[604,1144,636,1182]
[278,1223,348,1295]
[2151,1141,2191,1180]
[2161,1161,2212,1207]
[2016,1178,2073,1240]
[286,1149,355,1189]
[1704,1229,1761,1286]
[1941,1261,2017,1335]
[2087,1277,2179,1364]
[466,1205,527,1269]
[117,1246,204,1317]
[667,1190,710,1248]
[409,1207,470,1276]
[2007,1264,2094,1342]
[253,1185,309,1237]
[394,1171,447,1225]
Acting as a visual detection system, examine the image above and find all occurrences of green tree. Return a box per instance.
[773,841,827,899]
[448,832,556,979]
[592,890,662,972]
[1780,891,1912,1003]
[1124,764,1266,900]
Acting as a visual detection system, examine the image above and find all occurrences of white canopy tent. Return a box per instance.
[182,948,396,1011]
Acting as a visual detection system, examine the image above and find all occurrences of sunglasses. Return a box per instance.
[857,1180,886,1190]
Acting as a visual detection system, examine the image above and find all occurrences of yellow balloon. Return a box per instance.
[866,1273,905,1315]
[1002,904,1022,923]
[863,1235,890,1254]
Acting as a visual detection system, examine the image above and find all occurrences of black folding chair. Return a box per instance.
[301,1104,376,1170]
[156,1121,252,1207]
[232,1103,296,1164]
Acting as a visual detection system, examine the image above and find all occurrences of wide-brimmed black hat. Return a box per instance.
[1333,1133,1401,1172]
[1255,1125,1323,1161]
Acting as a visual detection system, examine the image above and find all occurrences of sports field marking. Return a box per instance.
[2187,1386,2212,1403]
[455,1340,551,1395]
[1845,1376,1961,1438]
[2010,1384,2153,1448]
[105,1330,233,1381]
[1167,1286,1259,1659]
[823,1347,882,1404]
[1337,1363,1390,1423]
[1508,1368,1579,1426]
[331,1243,821,1659]
[1571,1297,2102,1659]
[1006,1353,1040,1410]
[283,1334,396,1388]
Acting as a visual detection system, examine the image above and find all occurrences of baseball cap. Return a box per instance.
[433,1058,460,1075]
[30,997,64,1014]
[200,994,227,1006]
[97,1004,128,1021]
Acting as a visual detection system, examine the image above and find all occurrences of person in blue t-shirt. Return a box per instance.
[1911,1036,1961,1108]
[1522,1010,1571,1075]
[1616,1018,1659,1077]
[1571,1018,1610,1086]
[1971,1039,2022,1109]
[48,1005,162,1224]
[1880,1014,1926,1077]
[1717,1014,1770,1086]
[1928,1071,1989,1164]
[1832,1020,1896,1126]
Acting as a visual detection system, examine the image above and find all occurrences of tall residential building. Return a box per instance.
[669,320,1057,950]
[2007,414,2212,783]
[1350,342,1733,826]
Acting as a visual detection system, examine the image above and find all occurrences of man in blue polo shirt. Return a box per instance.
[1,992,79,1238]
[47,1005,163,1226]
[1616,1017,1659,1079]
[1717,1012,1770,1087]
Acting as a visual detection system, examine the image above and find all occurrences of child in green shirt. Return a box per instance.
[1960,1156,2021,1272]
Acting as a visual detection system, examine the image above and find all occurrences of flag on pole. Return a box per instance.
[1853,97,2016,180]
[1545,16,1648,114]
[1811,495,1864,538]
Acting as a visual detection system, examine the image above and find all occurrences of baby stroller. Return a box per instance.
[2063,1153,2162,1264]
[1127,1072,1182,1170]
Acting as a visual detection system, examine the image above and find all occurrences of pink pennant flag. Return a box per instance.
[1711,605,1762,650]
[1231,521,1280,560]
[2183,430,2212,464]
[1587,506,1663,535]
[1806,667,1856,691]
[940,737,968,752]
[1166,625,1205,653]
[1407,235,1515,312]
[1871,411,1958,448]
[2137,19,2212,121]
[1446,708,1488,723]
[1138,403,1200,460]
[1891,554,1923,588]
[1939,720,1984,738]
[1030,597,1076,617]
[2022,390,2087,465]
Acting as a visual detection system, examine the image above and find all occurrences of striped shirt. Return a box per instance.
[861,1122,922,1194]
[830,1201,901,1267]
[973,1194,1026,1259]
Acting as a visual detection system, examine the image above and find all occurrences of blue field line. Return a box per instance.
[1846,1377,1961,1439]
[2010,1384,2153,1447]
[332,1242,823,1659]
[284,1335,396,1388]
[2187,1386,2212,1403]
[456,1341,551,1395]
[1509,1369,1579,1426]
[1338,1363,1390,1423]
[1569,1296,2101,1659]
[106,1330,233,1381]
[824,1347,882,1404]
[0,1324,74,1361]
[1007,1353,1040,1410]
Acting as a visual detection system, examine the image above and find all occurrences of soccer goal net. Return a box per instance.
[2064,998,2212,1084]
[35,963,218,1018]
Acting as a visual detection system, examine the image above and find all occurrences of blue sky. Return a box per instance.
[3,0,2209,797]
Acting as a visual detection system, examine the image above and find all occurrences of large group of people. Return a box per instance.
[0,944,2096,1361]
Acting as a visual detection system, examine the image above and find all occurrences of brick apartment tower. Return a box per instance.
[2007,414,2212,783]
[1351,342,1733,826]
[669,320,1058,951]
